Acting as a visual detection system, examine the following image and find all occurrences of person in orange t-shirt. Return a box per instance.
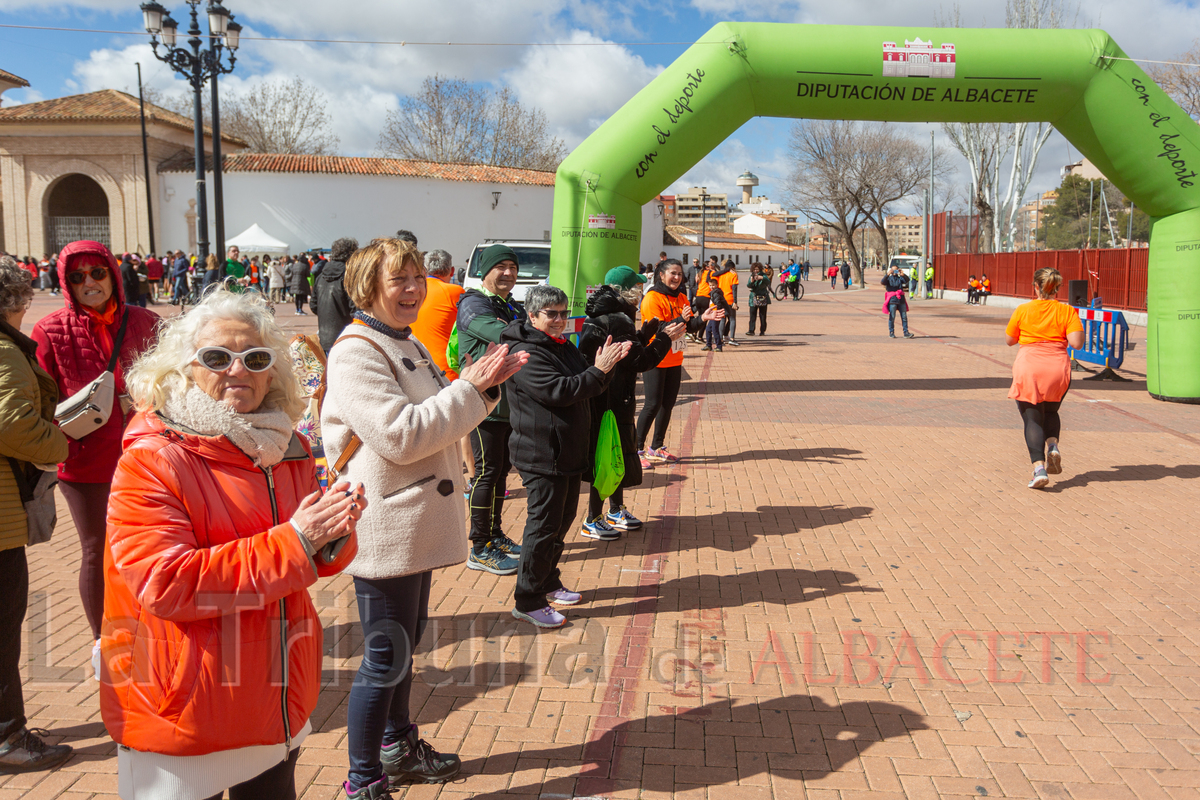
[1004,267,1085,490]
[409,248,464,380]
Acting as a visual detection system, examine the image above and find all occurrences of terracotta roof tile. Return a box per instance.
[0,69,29,88]
[0,89,244,145]
[159,152,556,186]
[664,225,791,251]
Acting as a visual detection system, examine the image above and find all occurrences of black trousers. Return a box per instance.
[0,548,27,740]
[747,305,767,334]
[1017,400,1063,463]
[202,748,299,800]
[467,420,512,547]
[636,365,682,451]
[514,473,580,612]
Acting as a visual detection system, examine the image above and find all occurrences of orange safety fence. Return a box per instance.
[936,248,1149,312]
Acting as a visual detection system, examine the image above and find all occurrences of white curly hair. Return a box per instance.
[126,288,305,420]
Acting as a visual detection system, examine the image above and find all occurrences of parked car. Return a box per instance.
[461,240,551,301]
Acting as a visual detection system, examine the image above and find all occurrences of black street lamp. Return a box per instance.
[141,0,238,273]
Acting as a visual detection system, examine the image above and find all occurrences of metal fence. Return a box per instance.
[936,248,1150,312]
[46,216,111,255]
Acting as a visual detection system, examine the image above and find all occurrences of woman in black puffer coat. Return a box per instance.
[289,255,312,315]
[577,268,683,538]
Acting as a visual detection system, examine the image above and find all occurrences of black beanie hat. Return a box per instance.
[478,244,519,279]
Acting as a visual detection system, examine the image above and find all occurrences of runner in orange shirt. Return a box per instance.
[410,248,464,380]
[1005,267,1085,489]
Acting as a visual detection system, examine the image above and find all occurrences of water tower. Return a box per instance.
[736,170,759,205]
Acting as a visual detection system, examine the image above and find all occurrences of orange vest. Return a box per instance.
[410,276,465,380]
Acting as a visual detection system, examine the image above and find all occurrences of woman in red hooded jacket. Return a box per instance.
[29,240,159,674]
[104,288,361,799]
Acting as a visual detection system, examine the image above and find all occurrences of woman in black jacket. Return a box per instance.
[578,267,682,539]
[500,285,629,629]
[290,255,312,315]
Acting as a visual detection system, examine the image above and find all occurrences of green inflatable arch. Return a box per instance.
[549,22,1200,402]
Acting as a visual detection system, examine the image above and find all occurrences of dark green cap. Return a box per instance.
[478,244,519,279]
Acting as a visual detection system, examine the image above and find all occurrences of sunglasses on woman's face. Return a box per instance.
[539,309,569,320]
[192,346,276,373]
[67,267,109,285]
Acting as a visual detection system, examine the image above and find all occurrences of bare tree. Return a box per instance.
[140,77,339,155]
[377,75,567,171]
[855,125,954,259]
[785,120,874,285]
[937,0,1074,251]
[221,77,339,155]
[1147,39,1200,119]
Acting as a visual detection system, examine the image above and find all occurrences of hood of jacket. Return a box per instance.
[55,240,125,317]
[320,259,347,283]
[585,285,636,319]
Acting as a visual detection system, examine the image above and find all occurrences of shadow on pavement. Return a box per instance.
[1045,463,1200,492]
[704,376,1012,394]
[673,505,875,553]
[689,447,864,465]
[581,568,882,618]
[461,695,928,798]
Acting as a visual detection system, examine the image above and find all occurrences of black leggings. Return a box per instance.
[636,365,682,451]
[59,480,111,641]
[588,486,623,520]
[294,293,307,312]
[1017,400,1062,463]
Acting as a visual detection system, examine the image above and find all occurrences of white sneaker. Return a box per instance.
[91,640,101,682]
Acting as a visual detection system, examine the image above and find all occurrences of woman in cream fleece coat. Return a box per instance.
[321,238,526,799]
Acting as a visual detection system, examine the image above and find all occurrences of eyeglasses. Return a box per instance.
[192,346,277,373]
[538,309,569,320]
[66,267,109,285]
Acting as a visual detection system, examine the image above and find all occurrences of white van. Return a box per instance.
[461,240,551,302]
[888,255,921,272]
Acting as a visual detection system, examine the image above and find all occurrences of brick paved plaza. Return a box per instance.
[7,279,1200,799]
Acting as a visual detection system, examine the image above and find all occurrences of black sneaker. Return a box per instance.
[0,728,72,774]
[343,775,391,799]
[492,532,522,557]
[380,726,461,784]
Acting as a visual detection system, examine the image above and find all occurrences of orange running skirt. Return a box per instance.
[1009,341,1071,404]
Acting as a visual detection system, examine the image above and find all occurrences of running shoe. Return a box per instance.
[1028,467,1050,490]
[512,606,566,629]
[343,777,390,799]
[467,543,518,575]
[582,516,620,541]
[726,338,741,347]
[904,332,916,339]
[606,506,644,530]
[549,587,583,606]
[647,447,679,464]
[701,345,712,351]
[380,725,461,784]
[638,450,653,470]
[1046,445,1062,475]
[492,532,522,556]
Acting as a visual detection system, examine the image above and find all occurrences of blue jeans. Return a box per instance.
[887,298,910,335]
[705,319,722,348]
[346,571,432,790]
[173,276,189,302]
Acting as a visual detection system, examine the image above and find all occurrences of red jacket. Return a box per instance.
[30,241,160,482]
[144,257,164,281]
[101,412,357,756]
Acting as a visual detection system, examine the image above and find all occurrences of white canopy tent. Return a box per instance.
[225,223,289,255]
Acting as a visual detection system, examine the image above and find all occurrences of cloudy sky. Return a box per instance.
[0,0,1194,211]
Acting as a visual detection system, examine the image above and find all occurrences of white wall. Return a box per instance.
[159,171,555,265]
[161,170,667,271]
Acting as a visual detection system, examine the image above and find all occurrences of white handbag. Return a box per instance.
[55,312,129,441]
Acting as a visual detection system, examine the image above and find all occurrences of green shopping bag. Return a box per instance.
[593,410,625,500]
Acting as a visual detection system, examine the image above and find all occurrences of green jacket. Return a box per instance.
[0,327,69,551]
[748,276,772,305]
[455,289,527,423]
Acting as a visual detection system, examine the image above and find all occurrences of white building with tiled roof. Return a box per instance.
[157,152,558,264]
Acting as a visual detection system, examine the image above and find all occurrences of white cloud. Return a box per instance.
[503,29,663,146]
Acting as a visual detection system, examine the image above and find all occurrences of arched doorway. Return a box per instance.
[45,173,110,253]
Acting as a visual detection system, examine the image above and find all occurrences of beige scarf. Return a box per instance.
[164,385,294,467]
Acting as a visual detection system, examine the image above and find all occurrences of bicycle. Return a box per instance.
[774,275,805,301]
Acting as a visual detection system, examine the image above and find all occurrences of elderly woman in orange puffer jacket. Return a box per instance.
[101,289,363,800]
